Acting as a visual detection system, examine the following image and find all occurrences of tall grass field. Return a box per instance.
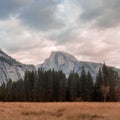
[0,102,120,120]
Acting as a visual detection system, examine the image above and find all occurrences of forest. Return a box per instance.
[0,64,120,102]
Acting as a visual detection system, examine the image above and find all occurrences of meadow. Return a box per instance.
[0,102,120,120]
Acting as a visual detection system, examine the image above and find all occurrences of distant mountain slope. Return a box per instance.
[38,51,120,80]
[0,49,36,82]
[0,50,120,82]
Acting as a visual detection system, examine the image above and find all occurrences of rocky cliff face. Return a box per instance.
[38,51,120,80]
[39,51,78,76]
[0,50,120,82]
[0,49,36,83]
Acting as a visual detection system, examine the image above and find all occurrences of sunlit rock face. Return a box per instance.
[0,49,36,83]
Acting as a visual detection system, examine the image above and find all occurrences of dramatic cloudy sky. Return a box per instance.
[0,0,120,67]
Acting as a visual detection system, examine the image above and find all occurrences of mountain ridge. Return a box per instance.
[0,49,120,82]
[38,51,120,80]
[0,49,36,82]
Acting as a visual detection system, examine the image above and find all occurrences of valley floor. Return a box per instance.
[0,102,120,120]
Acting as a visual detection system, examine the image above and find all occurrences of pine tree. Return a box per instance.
[85,71,94,101]
[108,68,118,101]
[95,68,104,101]
[95,64,116,102]
[79,66,86,101]
[11,79,24,101]
[44,70,53,102]
[5,79,12,101]
[67,72,78,101]
[102,63,109,86]
[0,82,6,101]
[58,71,67,101]
[24,71,35,101]
[37,69,45,102]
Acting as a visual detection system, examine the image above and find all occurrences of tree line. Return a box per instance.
[0,64,120,102]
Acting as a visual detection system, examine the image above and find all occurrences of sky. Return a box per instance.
[0,0,120,67]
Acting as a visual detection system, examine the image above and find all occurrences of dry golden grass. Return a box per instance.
[0,102,119,120]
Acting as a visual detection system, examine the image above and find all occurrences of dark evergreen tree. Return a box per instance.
[37,69,45,102]
[0,82,6,101]
[95,64,120,102]
[11,79,24,101]
[0,65,119,102]
[58,71,67,101]
[79,66,87,101]
[5,79,12,101]
[67,72,78,101]
[95,68,103,101]
[44,70,53,102]
[102,63,109,86]
[85,71,94,101]
[108,68,117,101]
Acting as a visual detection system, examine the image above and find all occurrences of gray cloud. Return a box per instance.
[48,26,78,44]
[1,0,120,68]
[19,0,65,31]
[0,0,31,19]
[0,0,65,31]
[74,0,120,28]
